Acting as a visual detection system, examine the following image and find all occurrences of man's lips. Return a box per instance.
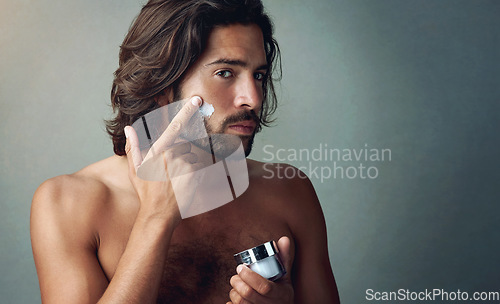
[227,120,256,135]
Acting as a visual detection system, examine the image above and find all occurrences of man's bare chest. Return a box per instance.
[97,200,293,304]
[156,235,237,303]
[160,213,291,303]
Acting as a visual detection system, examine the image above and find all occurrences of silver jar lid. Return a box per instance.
[234,241,279,265]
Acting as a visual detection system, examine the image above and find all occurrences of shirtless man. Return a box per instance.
[30,0,340,303]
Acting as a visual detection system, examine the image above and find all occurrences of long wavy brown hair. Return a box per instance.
[105,0,281,156]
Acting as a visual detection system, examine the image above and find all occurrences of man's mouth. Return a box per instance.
[227,120,256,135]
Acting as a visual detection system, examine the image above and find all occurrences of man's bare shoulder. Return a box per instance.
[247,159,315,191]
[31,156,129,222]
[31,156,128,256]
[246,159,320,210]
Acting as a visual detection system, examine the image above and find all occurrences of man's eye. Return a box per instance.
[254,72,266,81]
[216,70,233,78]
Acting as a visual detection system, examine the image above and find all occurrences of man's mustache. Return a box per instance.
[220,110,261,131]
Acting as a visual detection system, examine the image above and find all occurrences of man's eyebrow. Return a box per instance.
[204,58,268,70]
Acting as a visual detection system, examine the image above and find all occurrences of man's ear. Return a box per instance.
[155,88,175,106]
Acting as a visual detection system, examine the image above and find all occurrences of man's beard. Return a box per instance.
[172,90,260,157]
[204,110,260,157]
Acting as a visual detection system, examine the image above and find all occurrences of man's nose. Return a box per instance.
[234,75,263,110]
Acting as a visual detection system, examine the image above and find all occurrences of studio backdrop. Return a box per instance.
[1,0,499,303]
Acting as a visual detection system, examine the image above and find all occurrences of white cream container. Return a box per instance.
[234,241,286,281]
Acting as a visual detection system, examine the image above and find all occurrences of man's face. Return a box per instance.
[173,23,268,156]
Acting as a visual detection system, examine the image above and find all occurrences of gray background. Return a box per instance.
[1,0,499,303]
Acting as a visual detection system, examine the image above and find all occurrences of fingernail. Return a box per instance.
[124,126,130,139]
[191,96,202,107]
[236,264,244,274]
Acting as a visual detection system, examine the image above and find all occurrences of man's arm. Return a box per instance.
[228,165,340,304]
[31,98,201,303]
[31,173,178,304]
[287,168,340,303]
[31,176,110,303]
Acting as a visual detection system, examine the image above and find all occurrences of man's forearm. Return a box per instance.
[97,210,177,304]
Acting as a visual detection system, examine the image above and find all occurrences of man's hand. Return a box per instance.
[124,96,203,224]
[227,236,294,304]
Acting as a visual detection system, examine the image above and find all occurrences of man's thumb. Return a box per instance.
[277,236,293,277]
[124,126,142,173]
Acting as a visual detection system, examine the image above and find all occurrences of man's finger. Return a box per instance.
[235,264,274,297]
[229,276,260,303]
[149,96,202,155]
[164,142,191,159]
[277,236,292,277]
[124,126,143,173]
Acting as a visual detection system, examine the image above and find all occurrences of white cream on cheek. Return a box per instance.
[199,101,215,118]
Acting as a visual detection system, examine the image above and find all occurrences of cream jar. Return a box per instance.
[234,241,286,281]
